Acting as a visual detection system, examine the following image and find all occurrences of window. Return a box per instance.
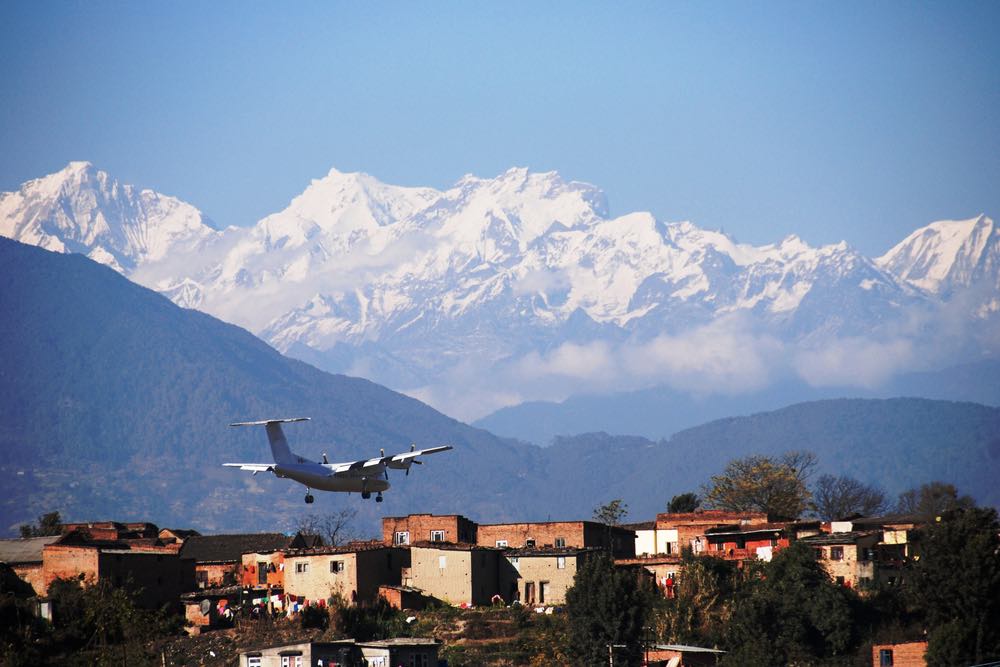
[556,556,566,569]
[430,530,445,542]
[394,531,410,545]
[295,562,308,574]
[495,540,508,548]
[281,657,290,667]
[525,539,536,548]
[830,546,844,561]
[879,648,894,666]
[330,560,344,573]
[836,576,845,586]
[555,537,566,548]
[294,658,302,667]
[248,657,262,667]
[409,655,428,667]
[438,555,447,570]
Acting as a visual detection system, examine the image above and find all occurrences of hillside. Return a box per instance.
[473,361,1000,444]
[537,399,1000,519]
[2,238,997,537]
[0,237,546,535]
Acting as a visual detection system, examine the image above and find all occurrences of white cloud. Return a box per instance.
[793,337,915,388]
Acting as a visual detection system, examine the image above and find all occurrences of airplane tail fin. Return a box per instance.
[230,418,309,464]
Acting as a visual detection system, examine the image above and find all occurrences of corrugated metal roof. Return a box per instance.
[0,536,60,564]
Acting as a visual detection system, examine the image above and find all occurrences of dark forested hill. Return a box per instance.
[536,399,1000,519]
[2,238,997,537]
[474,363,1000,445]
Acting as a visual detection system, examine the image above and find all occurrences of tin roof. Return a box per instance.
[0,536,60,564]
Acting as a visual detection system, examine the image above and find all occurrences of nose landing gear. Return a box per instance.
[376,492,384,503]
[304,489,314,504]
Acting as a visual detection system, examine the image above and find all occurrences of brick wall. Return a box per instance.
[871,641,927,666]
[382,515,477,545]
[42,545,100,593]
[241,552,284,588]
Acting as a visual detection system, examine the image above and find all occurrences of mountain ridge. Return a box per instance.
[2,162,997,420]
[2,237,997,535]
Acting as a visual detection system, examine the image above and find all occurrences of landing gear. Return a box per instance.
[361,491,372,500]
[376,492,384,503]
[305,491,314,504]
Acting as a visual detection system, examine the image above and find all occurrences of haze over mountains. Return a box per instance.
[2,162,998,423]
[2,237,998,537]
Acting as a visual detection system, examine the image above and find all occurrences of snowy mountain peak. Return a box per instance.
[877,214,998,293]
[0,162,216,272]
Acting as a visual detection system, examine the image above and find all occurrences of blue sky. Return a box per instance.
[2,1,998,255]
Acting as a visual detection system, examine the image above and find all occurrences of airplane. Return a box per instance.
[224,418,453,504]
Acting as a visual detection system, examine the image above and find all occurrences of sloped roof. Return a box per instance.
[180,534,290,563]
[0,536,60,564]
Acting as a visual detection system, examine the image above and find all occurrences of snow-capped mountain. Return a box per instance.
[877,215,999,310]
[1,162,996,419]
[0,162,218,273]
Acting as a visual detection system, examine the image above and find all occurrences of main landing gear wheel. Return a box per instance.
[376,492,384,503]
[361,491,372,500]
[305,493,314,504]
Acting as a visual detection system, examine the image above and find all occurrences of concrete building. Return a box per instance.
[283,544,407,606]
[501,547,598,606]
[477,520,636,558]
[382,513,477,546]
[408,543,502,606]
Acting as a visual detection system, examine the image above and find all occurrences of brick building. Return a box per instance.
[614,554,683,597]
[382,513,477,546]
[39,530,194,609]
[655,511,770,556]
[872,640,927,666]
[703,520,822,562]
[477,520,636,558]
[239,638,441,667]
[0,535,60,595]
[283,544,408,606]
[408,543,502,606]
[799,531,881,589]
[179,534,290,589]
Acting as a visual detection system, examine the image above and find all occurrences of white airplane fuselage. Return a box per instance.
[273,461,390,494]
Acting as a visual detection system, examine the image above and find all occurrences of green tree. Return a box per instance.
[18,511,62,538]
[593,499,629,526]
[812,474,888,520]
[649,549,738,645]
[702,451,816,520]
[896,481,974,516]
[565,552,653,666]
[667,492,701,514]
[722,542,858,665]
[908,507,1000,665]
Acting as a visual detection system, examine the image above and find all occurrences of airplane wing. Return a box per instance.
[329,445,453,475]
[223,463,275,472]
[390,445,453,463]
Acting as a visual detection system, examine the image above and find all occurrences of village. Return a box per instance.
[0,507,935,666]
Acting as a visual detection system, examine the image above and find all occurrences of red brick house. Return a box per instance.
[382,513,478,546]
[477,520,636,558]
